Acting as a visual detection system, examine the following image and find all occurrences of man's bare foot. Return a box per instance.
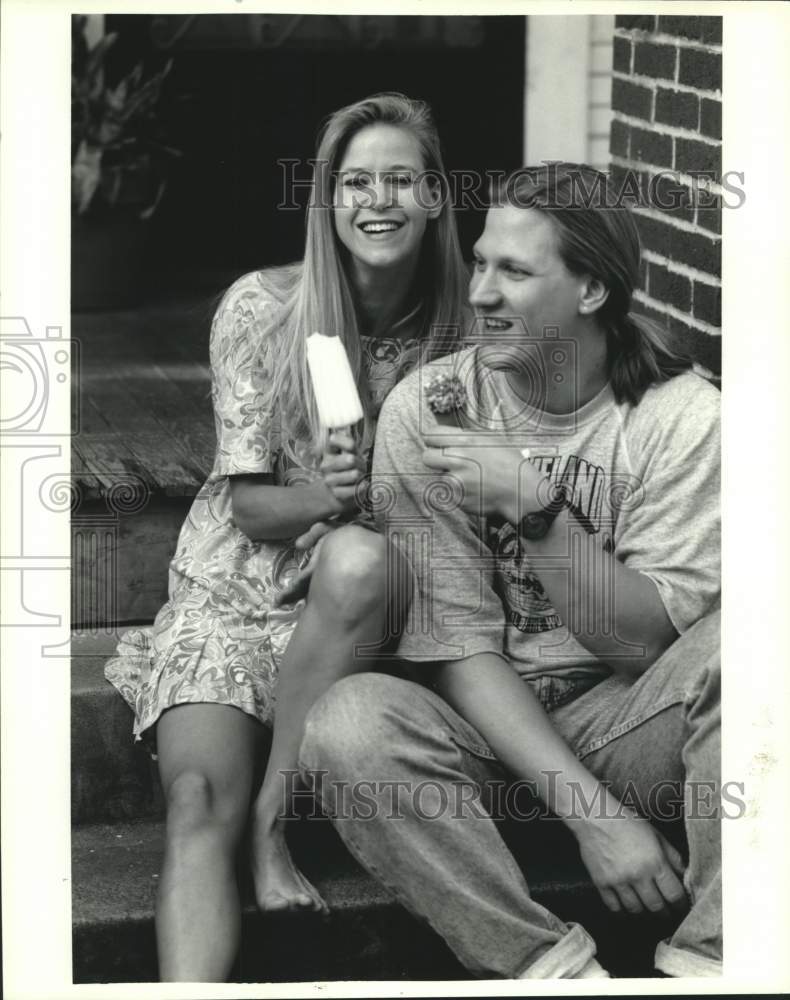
[251,817,328,915]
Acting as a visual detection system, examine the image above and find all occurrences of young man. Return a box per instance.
[298,164,722,978]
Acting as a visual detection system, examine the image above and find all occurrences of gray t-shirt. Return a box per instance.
[372,347,720,685]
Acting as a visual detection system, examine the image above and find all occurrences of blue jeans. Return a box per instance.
[297,610,722,979]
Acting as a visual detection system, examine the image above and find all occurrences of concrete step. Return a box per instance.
[71,633,677,980]
[72,495,191,631]
[72,818,468,983]
[72,632,165,824]
[72,815,672,983]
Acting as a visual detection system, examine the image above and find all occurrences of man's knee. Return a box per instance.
[301,673,389,772]
[299,671,436,781]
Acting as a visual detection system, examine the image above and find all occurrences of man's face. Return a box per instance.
[469,206,587,341]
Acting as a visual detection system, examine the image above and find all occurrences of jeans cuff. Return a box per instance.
[655,940,722,977]
[515,923,598,979]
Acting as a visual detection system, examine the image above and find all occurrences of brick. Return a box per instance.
[675,137,721,176]
[645,173,696,223]
[693,281,722,326]
[637,169,654,206]
[635,213,721,274]
[613,36,631,73]
[668,319,722,373]
[612,78,653,121]
[696,205,721,235]
[687,172,721,209]
[700,98,722,140]
[610,119,630,158]
[609,163,642,207]
[678,48,721,91]
[668,315,696,345]
[639,258,648,292]
[648,262,692,312]
[616,15,656,32]
[630,126,673,168]
[657,16,723,45]
[655,88,699,130]
[634,41,677,82]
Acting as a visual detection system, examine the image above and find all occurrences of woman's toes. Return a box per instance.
[258,892,290,912]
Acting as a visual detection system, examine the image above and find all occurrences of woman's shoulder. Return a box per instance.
[210,262,302,362]
[217,261,302,316]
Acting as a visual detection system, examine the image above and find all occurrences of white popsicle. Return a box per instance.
[306,332,364,429]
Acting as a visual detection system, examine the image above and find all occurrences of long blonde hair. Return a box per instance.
[266,93,467,454]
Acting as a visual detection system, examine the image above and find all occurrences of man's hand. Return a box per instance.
[575,814,688,917]
[320,430,367,517]
[421,433,545,523]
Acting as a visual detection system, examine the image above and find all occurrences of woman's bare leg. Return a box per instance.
[156,703,263,981]
[251,525,411,911]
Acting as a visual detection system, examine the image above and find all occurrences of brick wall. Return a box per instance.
[609,15,722,374]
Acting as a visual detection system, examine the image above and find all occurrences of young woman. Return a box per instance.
[105,92,467,982]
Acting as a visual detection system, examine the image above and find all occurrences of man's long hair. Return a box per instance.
[499,163,692,406]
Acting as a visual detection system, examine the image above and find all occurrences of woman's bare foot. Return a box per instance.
[251,815,328,914]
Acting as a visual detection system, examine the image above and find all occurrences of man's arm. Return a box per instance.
[517,507,679,678]
[422,375,720,678]
[430,651,688,917]
[420,440,677,677]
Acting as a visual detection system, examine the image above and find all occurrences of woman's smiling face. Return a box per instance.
[333,123,441,274]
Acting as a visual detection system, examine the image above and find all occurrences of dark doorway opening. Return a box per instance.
[104,13,526,296]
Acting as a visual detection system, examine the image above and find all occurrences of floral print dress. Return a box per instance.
[104,265,427,742]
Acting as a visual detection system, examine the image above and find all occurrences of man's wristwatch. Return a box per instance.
[518,483,572,541]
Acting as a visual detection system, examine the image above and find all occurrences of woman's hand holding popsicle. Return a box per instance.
[319,430,367,516]
[276,334,367,606]
[275,432,366,607]
[293,432,366,551]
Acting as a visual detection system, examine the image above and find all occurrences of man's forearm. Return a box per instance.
[519,508,678,678]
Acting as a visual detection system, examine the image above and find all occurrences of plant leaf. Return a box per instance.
[72,141,103,214]
[85,32,118,80]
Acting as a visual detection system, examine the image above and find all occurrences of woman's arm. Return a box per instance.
[431,652,687,916]
[230,476,343,541]
[231,431,365,541]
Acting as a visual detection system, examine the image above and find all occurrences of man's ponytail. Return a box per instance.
[607,312,693,407]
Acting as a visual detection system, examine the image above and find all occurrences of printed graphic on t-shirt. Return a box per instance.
[534,452,607,534]
[491,451,609,635]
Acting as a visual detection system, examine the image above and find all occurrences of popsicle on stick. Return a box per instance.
[306,332,364,431]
